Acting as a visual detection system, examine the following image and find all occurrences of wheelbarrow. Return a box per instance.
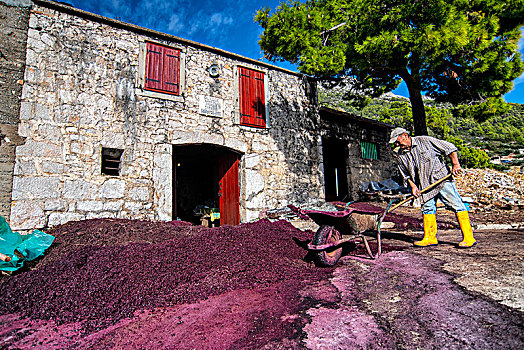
[301,206,384,266]
[299,174,453,266]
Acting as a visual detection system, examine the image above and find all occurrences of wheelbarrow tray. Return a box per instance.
[302,208,381,235]
[302,207,383,263]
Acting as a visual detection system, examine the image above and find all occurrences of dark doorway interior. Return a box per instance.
[322,138,349,202]
[173,144,240,226]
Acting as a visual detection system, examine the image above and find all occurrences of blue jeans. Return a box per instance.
[421,181,467,215]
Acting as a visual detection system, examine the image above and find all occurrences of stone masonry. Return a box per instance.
[320,108,394,200]
[10,1,325,230]
[0,0,32,220]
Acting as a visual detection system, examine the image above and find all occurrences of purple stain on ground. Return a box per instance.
[303,251,524,349]
[344,252,523,349]
[1,218,521,349]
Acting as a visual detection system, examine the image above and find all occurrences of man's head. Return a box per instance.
[389,127,411,150]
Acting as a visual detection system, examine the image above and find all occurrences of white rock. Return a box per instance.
[245,169,264,195]
[9,201,46,230]
[103,200,124,211]
[77,201,104,212]
[99,178,125,199]
[12,176,60,200]
[245,153,260,168]
[63,180,92,199]
[48,212,85,227]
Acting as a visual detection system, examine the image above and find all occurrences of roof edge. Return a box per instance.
[319,106,394,128]
[32,0,302,77]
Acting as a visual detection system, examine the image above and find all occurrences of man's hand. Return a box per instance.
[451,164,463,176]
[449,152,463,176]
[407,179,421,197]
[410,184,421,197]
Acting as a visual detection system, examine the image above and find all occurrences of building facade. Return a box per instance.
[2,0,394,230]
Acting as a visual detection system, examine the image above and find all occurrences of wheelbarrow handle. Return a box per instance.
[387,173,453,213]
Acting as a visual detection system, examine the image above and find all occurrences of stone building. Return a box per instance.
[1,0,394,231]
[0,0,31,220]
[319,107,395,201]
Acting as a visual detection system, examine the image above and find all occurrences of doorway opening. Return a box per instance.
[322,138,349,202]
[173,144,240,226]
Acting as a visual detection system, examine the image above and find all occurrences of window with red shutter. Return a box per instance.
[239,67,266,128]
[145,42,180,96]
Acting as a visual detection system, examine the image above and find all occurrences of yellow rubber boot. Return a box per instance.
[456,211,476,248]
[414,214,438,246]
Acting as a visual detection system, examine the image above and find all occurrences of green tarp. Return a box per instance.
[0,215,54,272]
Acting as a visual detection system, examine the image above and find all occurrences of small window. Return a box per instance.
[238,67,266,128]
[361,141,378,160]
[101,148,123,176]
[144,42,180,95]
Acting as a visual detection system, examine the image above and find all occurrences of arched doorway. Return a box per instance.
[173,144,240,226]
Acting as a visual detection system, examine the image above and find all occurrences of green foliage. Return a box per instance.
[455,97,512,123]
[446,136,492,169]
[256,0,524,134]
[370,99,451,139]
[320,89,524,169]
[376,101,414,133]
[449,103,524,147]
[374,100,487,167]
[426,106,451,139]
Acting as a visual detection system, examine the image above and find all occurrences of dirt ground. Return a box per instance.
[303,245,523,349]
[0,206,523,349]
[300,202,524,349]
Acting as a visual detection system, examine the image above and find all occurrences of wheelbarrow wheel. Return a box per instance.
[312,225,342,267]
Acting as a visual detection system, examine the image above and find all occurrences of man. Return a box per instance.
[389,127,476,248]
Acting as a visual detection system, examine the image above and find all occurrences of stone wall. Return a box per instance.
[320,109,394,200]
[10,2,323,230]
[0,0,31,220]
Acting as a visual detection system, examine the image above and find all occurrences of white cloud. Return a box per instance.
[141,0,173,12]
[71,0,276,59]
[514,73,524,86]
[186,11,205,36]
[209,13,233,26]
[168,14,184,33]
[110,0,122,9]
[514,28,524,85]
[181,10,235,38]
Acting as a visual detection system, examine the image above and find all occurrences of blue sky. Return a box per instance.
[67,0,523,104]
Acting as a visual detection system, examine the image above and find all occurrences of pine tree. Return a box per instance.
[256,0,524,135]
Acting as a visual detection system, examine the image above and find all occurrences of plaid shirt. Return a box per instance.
[397,136,457,203]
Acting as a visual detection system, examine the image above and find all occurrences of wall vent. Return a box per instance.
[101,148,123,176]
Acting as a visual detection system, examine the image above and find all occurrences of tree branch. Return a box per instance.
[320,22,346,35]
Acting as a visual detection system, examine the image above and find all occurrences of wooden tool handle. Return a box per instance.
[388,173,453,213]
[0,252,12,262]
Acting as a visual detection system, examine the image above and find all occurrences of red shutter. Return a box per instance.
[239,67,266,128]
[252,70,266,127]
[239,67,253,125]
[163,47,180,95]
[145,42,180,96]
[145,42,163,91]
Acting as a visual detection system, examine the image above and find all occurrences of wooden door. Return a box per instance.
[218,153,240,225]
[173,152,178,219]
